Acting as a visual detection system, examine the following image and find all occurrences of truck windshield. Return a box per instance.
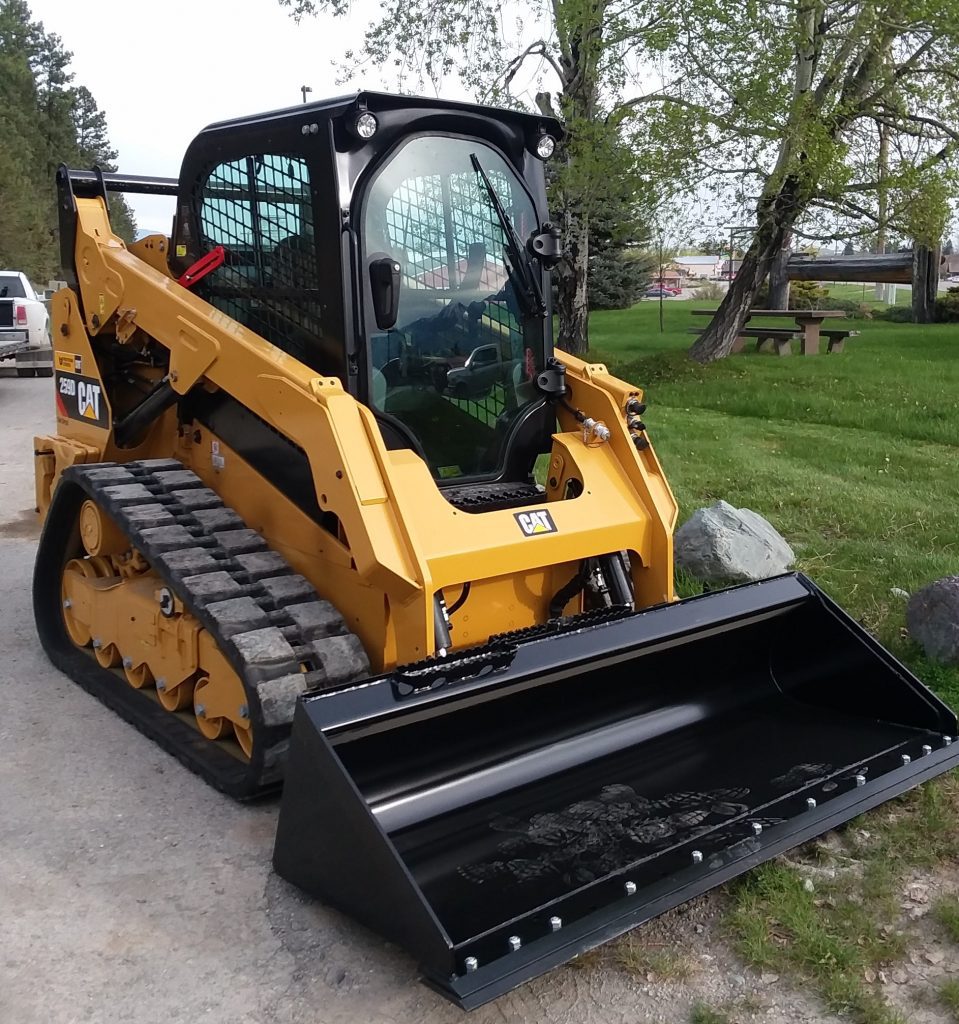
[362,136,545,481]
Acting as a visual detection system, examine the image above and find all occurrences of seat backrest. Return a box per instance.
[459,242,487,291]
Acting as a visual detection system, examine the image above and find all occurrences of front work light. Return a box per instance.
[535,134,556,159]
[355,112,378,139]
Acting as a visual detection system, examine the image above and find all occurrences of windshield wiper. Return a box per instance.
[470,153,546,319]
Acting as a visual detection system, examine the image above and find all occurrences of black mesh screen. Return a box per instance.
[382,166,523,429]
[198,155,321,365]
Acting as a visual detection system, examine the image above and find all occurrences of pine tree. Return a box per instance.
[0,0,136,279]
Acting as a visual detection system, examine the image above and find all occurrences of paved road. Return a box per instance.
[0,375,697,1024]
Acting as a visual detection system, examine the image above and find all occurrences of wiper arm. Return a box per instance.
[470,153,546,319]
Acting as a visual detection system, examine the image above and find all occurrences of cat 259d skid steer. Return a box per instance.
[34,92,959,1008]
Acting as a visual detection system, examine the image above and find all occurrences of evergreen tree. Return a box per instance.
[0,0,135,281]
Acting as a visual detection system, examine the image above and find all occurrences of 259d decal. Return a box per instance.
[55,372,110,428]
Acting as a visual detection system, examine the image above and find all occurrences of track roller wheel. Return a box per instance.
[234,719,253,758]
[193,676,232,739]
[157,675,195,712]
[123,660,154,689]
[94,641,121,668]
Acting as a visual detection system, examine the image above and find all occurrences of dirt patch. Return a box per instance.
[0,508,40,538]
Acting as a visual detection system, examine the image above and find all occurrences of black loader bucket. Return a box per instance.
[273,573,959,1008]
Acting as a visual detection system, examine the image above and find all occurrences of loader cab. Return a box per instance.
[171,93,562,493]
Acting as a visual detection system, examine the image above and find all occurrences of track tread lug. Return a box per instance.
[170,487,222,511]
[191,507,245,532]
[205,596,271,637]
[213,529,268,555]
[234,550,290,582]
[138,524,196,551]
[286,600,350,640]
[259,574,316,605]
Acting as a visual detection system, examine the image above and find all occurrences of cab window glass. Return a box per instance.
[362,136,543,480]
[198,154,320,363]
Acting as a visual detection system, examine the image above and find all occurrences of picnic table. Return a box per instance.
[691,308,857,356]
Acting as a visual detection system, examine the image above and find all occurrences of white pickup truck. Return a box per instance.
[0,271,53,377]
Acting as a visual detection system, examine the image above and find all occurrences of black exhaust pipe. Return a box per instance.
[273,573,959,1008]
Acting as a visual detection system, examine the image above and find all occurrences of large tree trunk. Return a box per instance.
[767,231,792,308]
[912,245,939,323]
[689,201,796,363]
[555,208,590,355]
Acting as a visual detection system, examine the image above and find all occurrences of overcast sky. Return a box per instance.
[29,0,474,231]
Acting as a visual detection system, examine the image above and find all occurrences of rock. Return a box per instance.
[760,972,780,985]
[803,878,815,893]
[890,587,910,599]
[906,576,959,665]
[924,949,945,965]
[675,501,795,585]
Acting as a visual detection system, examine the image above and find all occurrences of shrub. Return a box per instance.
[934,290,959,322]
[694,281,725,301]
[819,297,873,319]
[789,280,830,309]
[877,304,914,322]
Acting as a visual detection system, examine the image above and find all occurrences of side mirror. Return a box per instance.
[369,256,401,330]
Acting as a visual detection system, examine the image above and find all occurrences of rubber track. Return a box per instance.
[34,458,369,800]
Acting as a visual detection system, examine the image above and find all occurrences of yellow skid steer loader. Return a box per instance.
[32,91,959,1008]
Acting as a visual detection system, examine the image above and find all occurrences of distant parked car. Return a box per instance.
[446,343,505,399]
[0,271,52,377]
[644,287,673,299]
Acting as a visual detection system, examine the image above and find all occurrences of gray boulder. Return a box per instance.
[675,500,795,585]
[906,576,959,665]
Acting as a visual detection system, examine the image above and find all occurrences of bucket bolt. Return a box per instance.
[691,850,703,864]
[464,956,478,973]
[806,797,817,810]
[624,881,637,896]
[901,754,911,765]
[922,744,932,756]
[549,916,562,932]
[945,736,954,746]
[507,936,521,952]
[855,774,866,786]
[751,822,763,836]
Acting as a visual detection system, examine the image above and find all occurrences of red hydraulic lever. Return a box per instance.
[177,246,226,288]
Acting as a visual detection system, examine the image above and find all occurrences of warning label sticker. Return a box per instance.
[55,351,82,374]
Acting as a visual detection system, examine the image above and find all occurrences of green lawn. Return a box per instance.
[588,299,959,706]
